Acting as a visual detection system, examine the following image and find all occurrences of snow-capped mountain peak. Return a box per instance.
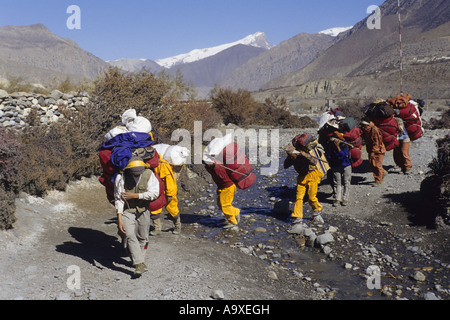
[155,32,274,69]
[319,26,353,37]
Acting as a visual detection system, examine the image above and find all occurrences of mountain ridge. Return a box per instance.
[0,23,108,86]
[256,0,450,102]
[155,31,273,69]
[219,32,337,91]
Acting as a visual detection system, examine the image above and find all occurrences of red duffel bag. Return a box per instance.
[216,143,256,190]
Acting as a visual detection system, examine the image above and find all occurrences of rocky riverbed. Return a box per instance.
[0,123,448,302]
[179,125,450,300]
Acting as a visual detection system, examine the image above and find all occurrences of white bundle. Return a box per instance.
[318,112,335,130]
[121,109,152,133]
[203,133,233,164]
[126,116,152,133]
[105,125,129,141]
[121,109,137,125]
[163,145,191,166]
[153,144,171,158]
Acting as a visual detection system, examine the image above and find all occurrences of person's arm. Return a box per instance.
[114,174,126,234]
[140,171,160,201]
[284,156,294,169]
[299,150,318,166]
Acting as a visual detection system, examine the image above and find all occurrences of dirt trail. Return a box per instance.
[0,177,321,301]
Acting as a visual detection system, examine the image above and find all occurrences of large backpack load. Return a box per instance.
[203,134,256,190]
[216,142,256,190]
[342,125,364,168]
[292,133,315,150]
[155,145,191,167]
[98,110,167,211]
[387,94,424,141]
[309,145,330,176]
[153,143,190,180]
[290,133,330,177]
[400,100,424,141]
[364,101,400,151]
[364,101,395,119]
[371,116,400,151]
[98,138,167,211]
[387,94,412,109]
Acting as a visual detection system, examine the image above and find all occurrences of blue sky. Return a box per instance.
[0,0,385,61]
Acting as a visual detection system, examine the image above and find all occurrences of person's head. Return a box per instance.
[124,156,149,177]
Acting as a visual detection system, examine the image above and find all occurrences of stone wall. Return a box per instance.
[0,89,89,129]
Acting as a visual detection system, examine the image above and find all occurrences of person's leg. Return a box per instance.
[149,209,162,236]
[217,184,240,225]
[122,212,144,266]
[292,175,307,220]
[332,168,342,204]
[135,210,151,261]
[401,141,412,172]
[342,165,352,203]
[370,153,386,184]
[307,171,323,213]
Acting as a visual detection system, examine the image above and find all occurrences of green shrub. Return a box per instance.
[210,87,259,126]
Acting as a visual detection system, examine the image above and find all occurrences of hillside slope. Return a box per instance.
[220,33,335,91]
[257,0,450,101]
[0,24,107,85]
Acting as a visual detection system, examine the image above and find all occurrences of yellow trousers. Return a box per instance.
[151,195,180,219]
[217,184,240,224]
[293,170,323,219]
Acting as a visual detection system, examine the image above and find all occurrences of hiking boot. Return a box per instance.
[403,169,411,175]
[312,213,324,225]
[333,200,340,207]
[172,216,181,235]
[150,218,162,236]
[134,263,148,276]
[391,167,402,174]
[223,223,238,230]
[373,181,382,187]
[223,214,239,229]
[291,218,304,225]
[341,200,348,206]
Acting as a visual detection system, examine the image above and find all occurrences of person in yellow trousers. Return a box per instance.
[150,154,182,235]
[204,161,240,229]
[284,133,327,225]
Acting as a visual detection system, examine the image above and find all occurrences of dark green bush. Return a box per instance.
[421,134,450,225]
